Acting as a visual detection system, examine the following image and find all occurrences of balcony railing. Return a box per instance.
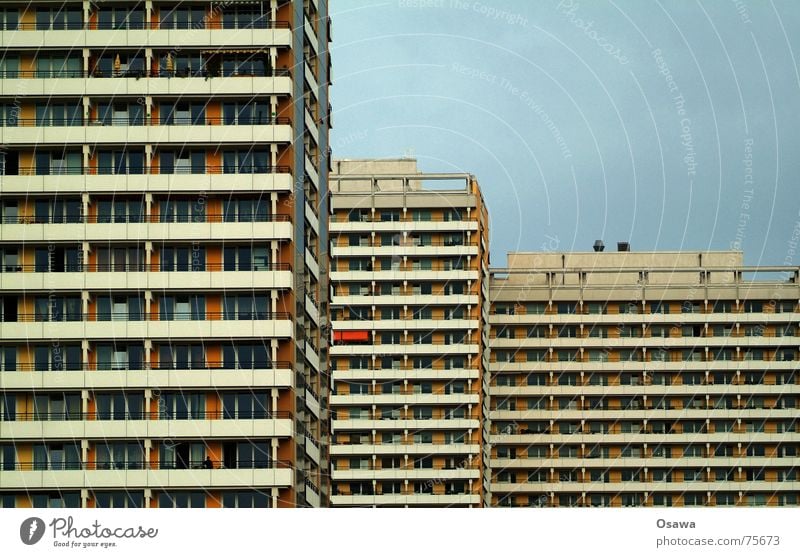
[7,164,290,177]
[0,117,291,127]
[0,21,290,31]
[2,459,293,472]
[1,360,293,372]
[0,214,290,224]
[1,410,293,422]
[0,262,291,273]
[2,311,292,323]
[0,68,292,79]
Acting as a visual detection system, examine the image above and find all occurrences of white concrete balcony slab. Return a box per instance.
[330,494,480,506]
[332,468,480,481]
[329,344,478,357]
[0,76,292,98]
[331,295,478,306]
[490,457,800,470]
[332,319,479,331]
[489,408,798,421]
[330,394,478,406]
[489,481,800,494]
[331,418,479,432]
[489,312,800,326]
[0,172,293,194]
[0,418,294,440]
[331,245,477,258]
[332,369,480,382]
[331,270,478,282]
[0,468,293,490]
[0,369,293,391]
[489,384,800,397]
[0,27,292,49]
[0,124,292,146]
[330,443,481,456]
[488,360,800,373]
[330,220,478,233]
[490,336,800,349]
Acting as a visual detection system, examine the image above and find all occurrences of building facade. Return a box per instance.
[327,159,490,506]
[0,0,329,508]
[489,249,800,507]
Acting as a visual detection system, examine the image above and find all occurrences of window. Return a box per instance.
[96,102,144,126]
[158,344,206,370]
[158,492,205,508]
[220,4,270,28]
[94,491,144,508]
[0,394,16,421]
[96,344,144,371]
[32,393,81,421]
[37,7,82,30]
[32,443,81,471]
[223,198,270,222]
[95,247,144,272]
[221,491,271,508]
[222,343,270,369]
[32,492,81,508]
[96,199,144,224]
[97,150,145,175]
[36,102,82,127]
[160,245,205,272]
[95,392,143,421]
[95,51,146,76]
[97,6,144,29]
[34,296,81,322]
[222,440,270,468]
[160,101,206,126]
[159,5,206,29]
[223,295,268,320]
[222,100,272,125]
[223,246,269,271]
[34,345,82,371]
[218,52,271,77]
[0,8,19,31]
[95,443,144,470]
[35,152,82,175]
[744,300,763,313]
[97,295,144,321]
[158,295,205,321]
[158,393,206,420]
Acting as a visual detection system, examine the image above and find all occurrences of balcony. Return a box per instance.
[332,465,480,481]
[0,21,292,50]
[0,411,294,441]
[330,443,481,456]
[0,69,292,98]
[332,367,480,382]
[331,418,479,432]
[329,493,481,506]
[330,393,479,406]
[0,214,293,243]
[0,365,293,391]
[0,117,292,147]
[0,263,293,292]
[0,460,294,490]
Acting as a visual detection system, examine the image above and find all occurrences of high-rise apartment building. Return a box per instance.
[0,0,329,509]
[327,159,490,507]
[489,249,800,507]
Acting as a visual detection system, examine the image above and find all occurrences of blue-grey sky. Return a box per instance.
[329,0,800,267]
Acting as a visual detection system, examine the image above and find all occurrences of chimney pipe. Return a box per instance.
[617,242,631,252]
[593,240,605,252]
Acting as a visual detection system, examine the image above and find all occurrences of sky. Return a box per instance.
[328,0,800,267]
